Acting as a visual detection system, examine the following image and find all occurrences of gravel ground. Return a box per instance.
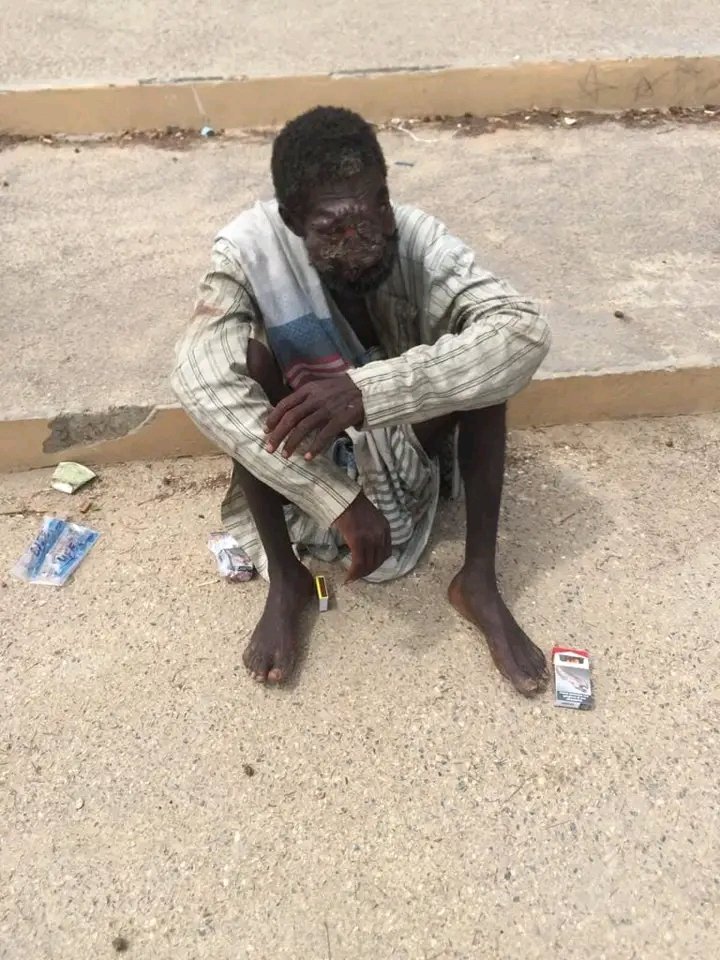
[1,415,719,959]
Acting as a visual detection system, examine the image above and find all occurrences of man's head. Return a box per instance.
[272,106,397,296]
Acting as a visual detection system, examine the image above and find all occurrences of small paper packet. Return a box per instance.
[51,462,96,494]
[208,533,254,582]
[12,516,100,586]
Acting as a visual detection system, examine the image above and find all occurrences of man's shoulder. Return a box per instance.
[394,203,443,235]
[392,205,476,286]
[215,199,280,250]
[393,204,457,258]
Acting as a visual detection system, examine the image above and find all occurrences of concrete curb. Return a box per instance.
[2,56,720,136]
[3,57,720,473]
[2,364,719,472]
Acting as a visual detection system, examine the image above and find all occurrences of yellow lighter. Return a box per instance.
[315,575,329,612]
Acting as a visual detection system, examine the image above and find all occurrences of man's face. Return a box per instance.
[285,166,397,297]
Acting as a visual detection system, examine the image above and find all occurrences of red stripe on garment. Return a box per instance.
[286,354,350,387]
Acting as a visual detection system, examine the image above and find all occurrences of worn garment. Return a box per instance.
[217,200,370,389]
[172,203,551,580]
[210,201,439,581]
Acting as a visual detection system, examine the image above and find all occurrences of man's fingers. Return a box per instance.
[345,551,364,582]
[303,418,344,460]
[346,538,374,582]
[265,390,306,433]
[345,536,391,583]
[374,526,391,575]
[265,399,315,452]
[281,410,327,458]
[375,533,392,574]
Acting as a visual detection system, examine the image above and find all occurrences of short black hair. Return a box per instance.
[271,106,387,211]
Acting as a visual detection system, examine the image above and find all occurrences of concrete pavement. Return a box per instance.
[2,413,719,958]
[2,0,720,87]
[2,120,720,424]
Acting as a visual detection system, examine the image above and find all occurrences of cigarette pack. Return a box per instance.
[315,575,329,612]
[552,646,593,710]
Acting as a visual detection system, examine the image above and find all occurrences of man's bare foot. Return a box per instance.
[448,569,549,696]
[242,564,315,684]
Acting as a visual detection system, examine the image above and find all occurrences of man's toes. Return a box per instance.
[511,668,544,697]
[527,639,548,670]
[534,656,550,686]
[532,653,549,679]
[520,642,549,683]
[243,641,271,682]
[515,654,549,694]
[499,647,545,696]
[530,653,550,690]
[267,649,296,684]
[251,661,271,682]
[490,653,535,696]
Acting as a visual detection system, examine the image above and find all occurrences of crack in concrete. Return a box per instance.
[330,64,449,77]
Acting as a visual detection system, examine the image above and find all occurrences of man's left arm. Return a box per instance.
[348,238,551,429]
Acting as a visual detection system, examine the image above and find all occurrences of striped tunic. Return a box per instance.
[172,205,550,578]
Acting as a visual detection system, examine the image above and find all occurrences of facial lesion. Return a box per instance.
[298,169,398,295]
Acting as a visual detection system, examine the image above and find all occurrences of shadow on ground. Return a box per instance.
[363,433,606,658]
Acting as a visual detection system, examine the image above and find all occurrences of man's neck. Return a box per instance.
[331,291,379,350]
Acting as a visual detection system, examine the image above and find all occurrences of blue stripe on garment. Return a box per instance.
[266,313,359,370]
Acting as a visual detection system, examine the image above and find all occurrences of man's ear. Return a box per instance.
[278,202,304,238]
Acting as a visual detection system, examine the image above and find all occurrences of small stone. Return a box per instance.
[665,439,674,448]
[243,763,255,777]
[613,309,625,319]
[112,935,129,952]
[75,798,84,810]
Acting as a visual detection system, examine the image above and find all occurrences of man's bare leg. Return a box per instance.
[446,403,548,695]
[237,341,314,683]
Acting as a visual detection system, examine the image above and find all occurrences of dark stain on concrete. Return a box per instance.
[43,406,154,453]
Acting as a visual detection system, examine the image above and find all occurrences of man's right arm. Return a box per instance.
[171,244,361,530]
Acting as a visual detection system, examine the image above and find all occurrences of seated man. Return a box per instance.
[172,106,551,695]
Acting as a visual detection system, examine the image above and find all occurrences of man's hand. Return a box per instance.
[333,492,391,582]
[265,374,364,460]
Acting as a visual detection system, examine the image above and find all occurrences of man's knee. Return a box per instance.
[461,402,506,425]
[413,413,459,457]
[247,339,289,406]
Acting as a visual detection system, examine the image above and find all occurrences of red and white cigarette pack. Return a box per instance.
[552,646,593,710]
